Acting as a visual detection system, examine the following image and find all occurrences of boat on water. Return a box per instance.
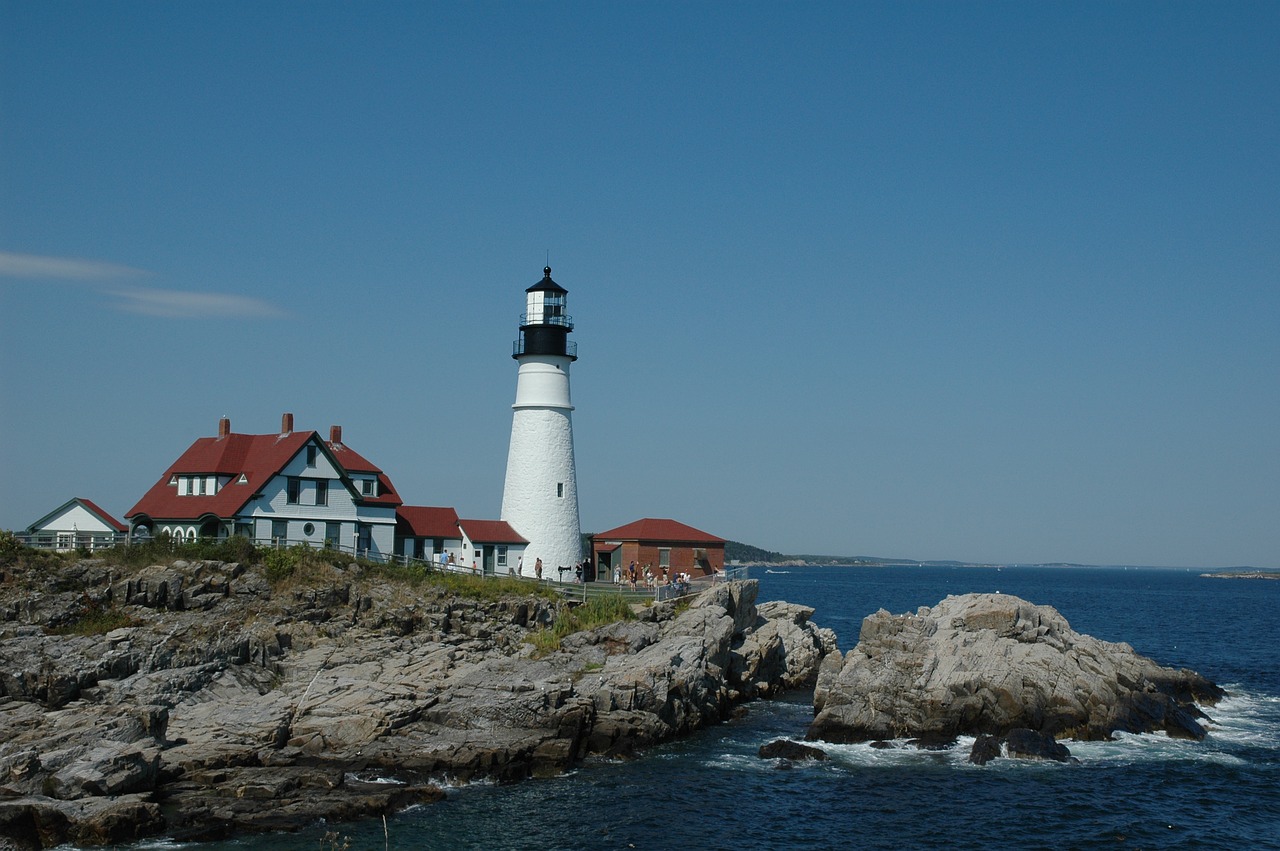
[766,569,790,574]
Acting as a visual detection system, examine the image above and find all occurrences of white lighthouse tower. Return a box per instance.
[500,266,582,577]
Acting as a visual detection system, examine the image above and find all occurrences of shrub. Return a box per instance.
[527,592,635,656]
[98,535,265,569]
[0,530,26,567]
[0,530,71,573]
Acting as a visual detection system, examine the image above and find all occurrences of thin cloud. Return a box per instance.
[0,250,146,279]
[108,287,289,319]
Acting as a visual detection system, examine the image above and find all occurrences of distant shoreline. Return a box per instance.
[734,561,1279,573]
[1200,570,1280,580]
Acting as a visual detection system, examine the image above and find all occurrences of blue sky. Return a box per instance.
[2,1,1276,567]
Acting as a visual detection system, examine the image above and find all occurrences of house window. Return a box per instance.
[361,479,377,496]
[306,445,317,466]
[315,479,328,506]
[286,477,300,504]
[272,520,288,544]
[325,522,341,548]
[659,549,671,569]
[194,477,205,496]
[303,522,315,537]
[497,546,508,567]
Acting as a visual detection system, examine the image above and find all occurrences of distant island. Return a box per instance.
[726,541,1025,568]
[1200,570,1280,580]
[725,541,1276,573]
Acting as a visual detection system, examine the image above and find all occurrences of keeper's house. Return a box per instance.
[24,497,127,552]
[590,518,726,578]
[126,414,402,559]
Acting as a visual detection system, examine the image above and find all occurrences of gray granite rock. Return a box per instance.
[808,592,1223,744]
[0,557,828,847]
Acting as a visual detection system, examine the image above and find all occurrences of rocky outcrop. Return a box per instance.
[969,729,1075,765]
[809,593,1223,747]
[0,557,830,847]
[758,739,828,762]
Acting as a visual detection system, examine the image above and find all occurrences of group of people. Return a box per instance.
[611,560,694,593]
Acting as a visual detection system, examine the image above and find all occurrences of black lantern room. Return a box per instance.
[514,266,577,360]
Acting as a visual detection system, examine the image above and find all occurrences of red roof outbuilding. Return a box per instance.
[592,518,725,545]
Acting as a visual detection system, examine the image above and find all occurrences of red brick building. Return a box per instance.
[590,518,726,580]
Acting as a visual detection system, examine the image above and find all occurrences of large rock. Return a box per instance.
[808,593,1223,744]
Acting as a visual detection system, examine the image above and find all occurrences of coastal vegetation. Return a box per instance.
[0,533,561,605]
[527,592,635,655]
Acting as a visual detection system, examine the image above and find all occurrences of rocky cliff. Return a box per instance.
[808,592,1224,746]
[0,557,834,848]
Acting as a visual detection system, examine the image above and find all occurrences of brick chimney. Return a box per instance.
[281,412,294,435]
[218,417,231,439]
[329,425,342,445]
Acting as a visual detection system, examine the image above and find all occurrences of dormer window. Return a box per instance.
[176,475,217,496]
[361,479,377,497]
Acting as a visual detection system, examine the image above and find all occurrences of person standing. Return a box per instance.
[535,557,543,581]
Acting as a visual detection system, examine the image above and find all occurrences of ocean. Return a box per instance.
[133,566,1280,850]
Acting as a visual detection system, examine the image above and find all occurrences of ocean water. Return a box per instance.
[134,566,1280,850]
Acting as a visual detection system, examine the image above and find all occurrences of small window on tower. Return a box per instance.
[557,483,564,498]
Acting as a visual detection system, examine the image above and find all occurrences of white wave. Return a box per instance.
[343,771,406,786]
[703,751,793,773]
[436,774,498,792]
[1065,731,1245,767]
[803,738,979,769]
[1201,687,1280,748]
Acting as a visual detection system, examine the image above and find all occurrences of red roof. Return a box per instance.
[592,518,725,545]
[127,427,401,521]
[79,498,128,532]
[458,519,527,544]
[397,506,461,538]
[326,440,401,506]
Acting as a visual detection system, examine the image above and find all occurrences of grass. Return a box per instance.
[426,571,560,603]
[526,593,635,656]
[46,595,143,636]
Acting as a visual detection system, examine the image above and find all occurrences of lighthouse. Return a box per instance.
[500,266,583,577]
